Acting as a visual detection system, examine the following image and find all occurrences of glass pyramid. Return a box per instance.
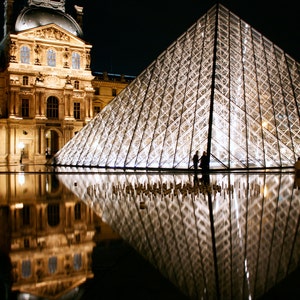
[55,4,300,170]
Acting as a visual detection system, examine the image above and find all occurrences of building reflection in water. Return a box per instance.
[0,167,299,299]
[56,168,300,300]
[0,168,119,299]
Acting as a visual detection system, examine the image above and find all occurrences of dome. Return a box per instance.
[15,6,83,38]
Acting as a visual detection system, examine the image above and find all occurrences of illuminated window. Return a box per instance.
[72,52,80,69]
[22,76,29,85]
[47,204,60,227]
[46,96,59,119]
[47,49,56,67]
[48,256,57,274]
[20,46,30,64]
[74,102,80,120]
[73,254,82,270]
[74,80,79,89]
[22,99,29,117]
[22,260,31,278]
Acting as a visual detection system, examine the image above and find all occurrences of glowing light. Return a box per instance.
[15,203,24,209]
[18,173,25,185]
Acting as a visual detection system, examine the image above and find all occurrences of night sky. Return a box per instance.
[1,0,299,76]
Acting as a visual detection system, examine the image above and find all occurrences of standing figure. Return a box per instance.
[295,157,300,174]
[193,151,199,171]
[199,151,209,172]
[294,157,300,189]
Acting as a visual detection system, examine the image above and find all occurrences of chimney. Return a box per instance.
[4,0,15,36]
[74,5,83,30]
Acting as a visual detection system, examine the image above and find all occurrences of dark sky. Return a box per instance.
[1,0,299,76]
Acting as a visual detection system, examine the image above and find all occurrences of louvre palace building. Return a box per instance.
[0,0,134,164]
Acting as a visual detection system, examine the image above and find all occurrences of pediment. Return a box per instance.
[16,24,87,46]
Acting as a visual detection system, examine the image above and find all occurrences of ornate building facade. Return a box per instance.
[0,0,134,164]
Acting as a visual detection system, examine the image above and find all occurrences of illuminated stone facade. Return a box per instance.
[0,0,134,164]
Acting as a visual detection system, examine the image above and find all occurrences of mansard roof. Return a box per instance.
[15,5,83,38]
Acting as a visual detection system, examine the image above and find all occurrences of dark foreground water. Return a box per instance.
[0,164,300,299]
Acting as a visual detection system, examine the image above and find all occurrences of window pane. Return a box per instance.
[22,99,29,117]
[47,204,60,227]
[73,254,82,270]
[74,80,79,89]
[22,260,31,278]
[23,76,29,85]
[74,102,80,120]
[47,49,56,67]
[48,256,57,274]
[20,46,30,64]
[72,52,80,69]
[74,203,81,220]
[22,205,30,225]
[47,96,59,119]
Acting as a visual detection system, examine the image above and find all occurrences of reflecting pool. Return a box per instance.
[0,165,300,299]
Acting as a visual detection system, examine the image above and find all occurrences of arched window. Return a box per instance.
[23,76,29,85]
[72,52,80,69]
[74,80,79,89]
[20,46,30,64]
[47,49,56,67]
[47,96,59,119]
[47,204,60,227]
[48,256,57,274]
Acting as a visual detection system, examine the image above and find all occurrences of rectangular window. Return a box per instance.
[20,46,30,64]
[22,205,30,226]
[23,76,29,85]
[94,106,101,115]
[22,99,29,117]
[112,88,117,96]
[72,52,80,69]
[47,49,56,67]
[74,102,80,119]
[94,87,99,95]
[24,238,30,248]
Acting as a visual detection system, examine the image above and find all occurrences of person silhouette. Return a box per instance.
[199,151,209,172]
[294,157,300,189]
[193,151,199,171]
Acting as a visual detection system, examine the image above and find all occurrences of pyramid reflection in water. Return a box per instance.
[57,168,300,299]
[55,4,300,170]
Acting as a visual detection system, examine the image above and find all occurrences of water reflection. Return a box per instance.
[56,168,300,300]
[0,167,299,300]
[0,170,120,300]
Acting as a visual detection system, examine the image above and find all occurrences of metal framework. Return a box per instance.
[55,4,300,170]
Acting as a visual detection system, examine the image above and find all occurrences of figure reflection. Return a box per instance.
[56,169,300,300]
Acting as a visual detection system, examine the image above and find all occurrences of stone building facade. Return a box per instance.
[0,0,134,164]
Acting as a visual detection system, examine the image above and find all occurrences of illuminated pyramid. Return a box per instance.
[55,4,300,170]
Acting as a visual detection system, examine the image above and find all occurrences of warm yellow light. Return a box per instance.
[18,142,25,149]
[15,203,24,209]
[18,173,25,185]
